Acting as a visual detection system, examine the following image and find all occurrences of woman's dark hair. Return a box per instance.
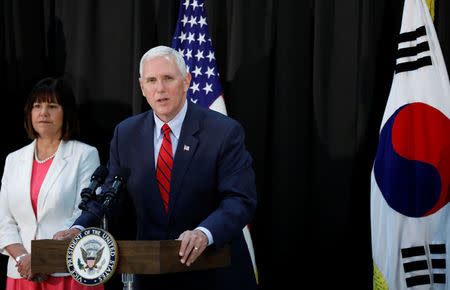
[24,77,80,140]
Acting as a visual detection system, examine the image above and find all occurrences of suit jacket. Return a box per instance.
[0,140,100,278]
[76,102,257,289]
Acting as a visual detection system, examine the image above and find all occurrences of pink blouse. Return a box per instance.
[30,159,53,217]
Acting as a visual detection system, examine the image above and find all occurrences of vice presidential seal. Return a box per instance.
[66,228,118,286]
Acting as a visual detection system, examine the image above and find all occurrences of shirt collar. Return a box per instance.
[153,99,188,140]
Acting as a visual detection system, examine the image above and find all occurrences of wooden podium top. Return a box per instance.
[31,240,230,274]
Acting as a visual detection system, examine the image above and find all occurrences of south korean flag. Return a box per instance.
[371,0,450,289]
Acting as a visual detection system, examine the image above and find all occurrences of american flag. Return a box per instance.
[171,0,227,115]
[172,0,258,284]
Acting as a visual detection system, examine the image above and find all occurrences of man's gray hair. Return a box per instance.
[139,46,188,77]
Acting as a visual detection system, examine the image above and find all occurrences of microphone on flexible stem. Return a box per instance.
[102,168,131,211]
[78,165,109,211]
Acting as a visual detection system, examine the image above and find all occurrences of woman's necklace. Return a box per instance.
[34,150,56,164]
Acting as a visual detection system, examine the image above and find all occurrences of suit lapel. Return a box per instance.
[19,141,37,221]
[140,112,167,217]
[37,140,69,217]
[168,103,200,216]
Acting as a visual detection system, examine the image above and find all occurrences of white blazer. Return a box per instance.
[0,139,100,278]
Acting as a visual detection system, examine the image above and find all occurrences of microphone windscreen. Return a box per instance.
[93,165,109,180]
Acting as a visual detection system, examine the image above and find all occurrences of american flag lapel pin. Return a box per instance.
[183,145,190,152]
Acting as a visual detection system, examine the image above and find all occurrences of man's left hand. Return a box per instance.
[52,228,80,241]
[177,229,208,266]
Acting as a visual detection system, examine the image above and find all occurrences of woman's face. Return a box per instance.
[31,101,64,139]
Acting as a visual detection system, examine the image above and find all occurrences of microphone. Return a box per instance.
[102,167,131,211]
[79,165,109,211]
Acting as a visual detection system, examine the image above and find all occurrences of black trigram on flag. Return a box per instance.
[401,244,446,287]
[396,26,433,73]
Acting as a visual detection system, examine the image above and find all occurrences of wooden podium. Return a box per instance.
[31,240,230,275]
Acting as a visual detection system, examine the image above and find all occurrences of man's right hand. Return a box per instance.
[52,228,80,240]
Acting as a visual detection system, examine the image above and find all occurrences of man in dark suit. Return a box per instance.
[56,46,257,290]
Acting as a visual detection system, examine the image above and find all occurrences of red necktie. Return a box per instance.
[156,124,173,213]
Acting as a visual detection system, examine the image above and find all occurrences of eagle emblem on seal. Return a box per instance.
[79,246,104,271]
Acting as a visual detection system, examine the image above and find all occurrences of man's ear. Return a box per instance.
[184,72,192,93]
[138,78,145,96]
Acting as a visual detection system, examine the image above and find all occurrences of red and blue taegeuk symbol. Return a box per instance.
[374,102,450,217]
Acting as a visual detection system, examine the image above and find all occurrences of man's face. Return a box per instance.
[139,55,191,123]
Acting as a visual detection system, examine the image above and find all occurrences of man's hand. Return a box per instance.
[53,228,80,240]
[177,229,208,266]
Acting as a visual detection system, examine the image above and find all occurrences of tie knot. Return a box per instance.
[162,124,171,135]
